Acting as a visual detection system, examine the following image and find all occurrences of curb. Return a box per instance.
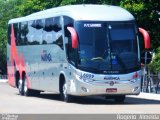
[139,92,160,100]
[128,92,160,101]
[0,79,8,83]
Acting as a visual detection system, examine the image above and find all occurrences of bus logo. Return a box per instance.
[41,50,52,62]
[84,24,102,28]
[109,81,114,86]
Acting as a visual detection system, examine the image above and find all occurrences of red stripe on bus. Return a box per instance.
[8,24,31,88]
[19,54,31,88]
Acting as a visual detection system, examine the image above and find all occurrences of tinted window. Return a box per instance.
[44,18,54,32]
[63,16,75,64]
[19,21,28,45]
[75,21,140,74]
[110,23,135,41]
[27,20,43,45]
[43,17,63,49]
[10,17,63,47]
[7,24,11,45]
[13,23,19,45]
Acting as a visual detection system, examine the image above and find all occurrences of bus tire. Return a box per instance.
[22,74,41,96]
[18,80,24,96]
[60,80,72,102]
[23,74,31,96]
[24,80,29,96]
[15,71,20,88]
[114,95,125,103]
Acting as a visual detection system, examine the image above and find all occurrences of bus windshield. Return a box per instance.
[75,21,140,74]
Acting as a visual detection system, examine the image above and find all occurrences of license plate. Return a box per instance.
[106,88,117,93]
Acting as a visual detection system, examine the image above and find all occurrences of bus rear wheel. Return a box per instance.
[22,74,41,96]
[23,76,31,96]
[24,80,40,96]
[18,80,24,95]
[24,79,30,96]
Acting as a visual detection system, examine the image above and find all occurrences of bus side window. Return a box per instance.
[29,19,43,45]
[13,23,19,46]
[7,24,11,45]
[44,18,54,32]
[20,21,29,45]
[43,17,63,49]
[43,18,54,45]
[53,17,63,49]
[35,20,43,29]
[63,16,75,65]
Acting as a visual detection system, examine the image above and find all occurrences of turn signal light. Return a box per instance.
[132,72,138,79]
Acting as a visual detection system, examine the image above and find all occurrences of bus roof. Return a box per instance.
[8,4,135,24]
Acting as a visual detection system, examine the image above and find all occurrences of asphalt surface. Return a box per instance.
[0,82,160,114]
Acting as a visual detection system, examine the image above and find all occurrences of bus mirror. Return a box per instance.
[139,28,150,49]
[67,27,78,49]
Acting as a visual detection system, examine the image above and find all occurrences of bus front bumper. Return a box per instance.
[68,79,141,96]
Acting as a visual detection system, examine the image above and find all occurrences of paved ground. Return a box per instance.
[0,82,160,114]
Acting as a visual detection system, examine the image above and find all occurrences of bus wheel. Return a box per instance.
[60,80,72,102]
[18,80,24,95]
[114,95,125,103]
[23,76,31,96]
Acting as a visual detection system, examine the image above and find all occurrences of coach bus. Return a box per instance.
[7,5,150,103]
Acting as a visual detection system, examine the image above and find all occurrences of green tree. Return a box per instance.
[60,0,120,5]
[18,0,63,16]
[0,0,24,74]
[149,47,160,73]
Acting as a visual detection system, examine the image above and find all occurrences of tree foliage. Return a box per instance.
[18,0,121,15]
[18,0,63,16]
[148,47,160,73]
[0,0,23,74]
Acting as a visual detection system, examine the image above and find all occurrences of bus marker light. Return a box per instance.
[132,72,138,79]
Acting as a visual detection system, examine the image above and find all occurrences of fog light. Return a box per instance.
[130,79,137,83]
[81,87,88,92]
[133,86,139,92]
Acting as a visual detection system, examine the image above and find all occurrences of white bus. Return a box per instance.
[7,5,150,103]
